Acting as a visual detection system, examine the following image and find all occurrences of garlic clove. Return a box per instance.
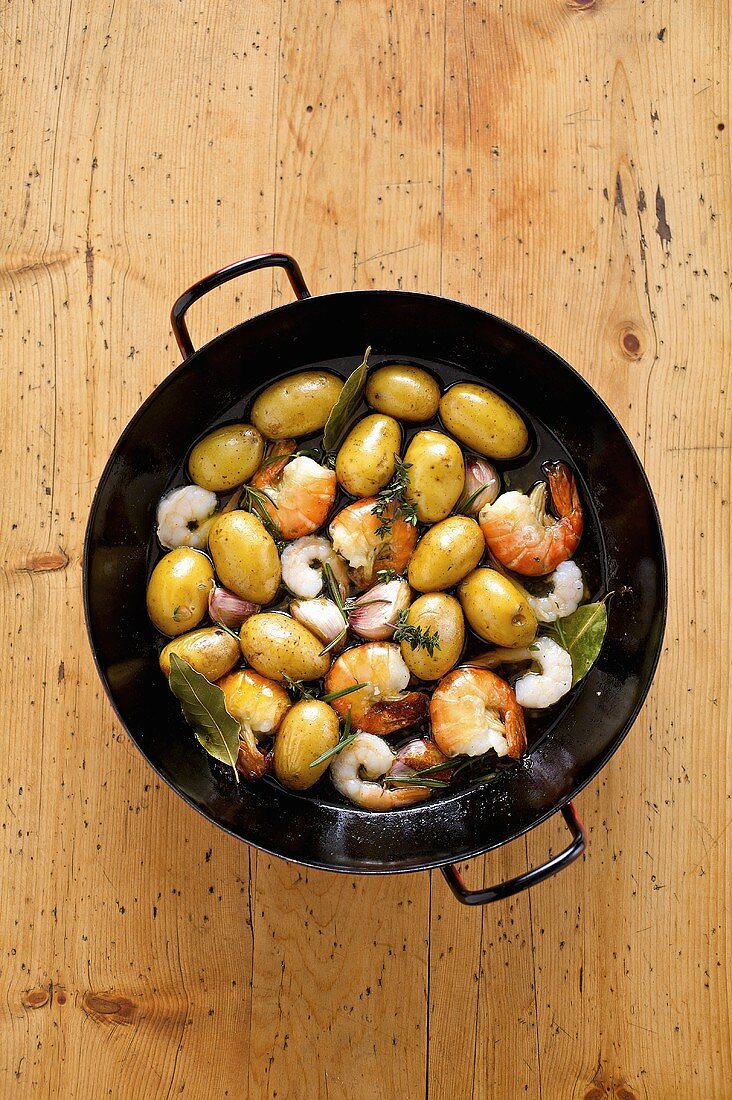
[208,586,260,631]
[349,579,411,640]
[290,597,347,650]
[463,456,500,514]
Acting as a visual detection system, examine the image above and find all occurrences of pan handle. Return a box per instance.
[171,252,311,359]
[440,803,586,906]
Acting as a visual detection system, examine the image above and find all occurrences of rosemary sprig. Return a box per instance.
[392,609,441,656]
[282,676,368,705]
[454,483,492,516]
[372,457,418,537]
[321,682,368,704]
[309,707,355,768]
[320,562,349,654]
[383,775,450,789]
[239,484,281,540]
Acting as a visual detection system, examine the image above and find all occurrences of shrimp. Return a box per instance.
[329,498,418,589]
[280,536,349,599]
[218,668,291,779]
[479,461,583,576]
[524,560,584,623]
[324,642,428,735]
[481,637,573,708]
[251,444,336,539]
[429,667,527,759]
[156,485,218,549]
[330,733,446,811]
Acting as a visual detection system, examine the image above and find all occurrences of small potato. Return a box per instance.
[188,423,264,492]
[146,548,214,637]
[208,511,281,604]
[408,516,484,592]
[250,371,344,439]
[440,383,529,460]
[403,430,465,523]
[400,593,464,680]
[457,569,537,647]
[159,627,240,680]
[274,700,340,789]
[335,414,401,497]
[365,365,440,423]
[239,613,332,682]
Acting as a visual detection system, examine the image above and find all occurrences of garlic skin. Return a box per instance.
[349,579,411,640]
[290,597,347,650]
[463,456,500,514]
[208,586,260,630]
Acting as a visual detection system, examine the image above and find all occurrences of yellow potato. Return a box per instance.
[188,423,264,492]
[159,627,240,680]
[239,613,332,682]
[274,700,340,789]
[250,371,344,439]
[439,383,529,460]
[403,430,465,523]
[365,365,441,422]
[399,593,465,680]
[457,569,537,647]
[146,548,214,637]
[408,516,484,592]
[208,511,281,604]
[335,414,401,497]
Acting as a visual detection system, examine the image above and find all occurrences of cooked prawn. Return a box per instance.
[524,560,584,623]
[157,485,218,549]
[429,667,526,759]
[280,535,348,598]
[324,642,428,735]
[480,637,573,708]
[479,461,583,576]
[251,443,336,539]
[329,498,417,589]
[330,733,445,811]
[218,668,291,779]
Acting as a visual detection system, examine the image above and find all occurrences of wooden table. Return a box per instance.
[2,2,729,1096]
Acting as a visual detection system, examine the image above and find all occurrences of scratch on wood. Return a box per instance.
[615,173,626,215]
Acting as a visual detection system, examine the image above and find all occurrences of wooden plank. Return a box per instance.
[0,2,280,1096]
[247,4,445,1097]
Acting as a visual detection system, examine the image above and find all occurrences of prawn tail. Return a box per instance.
[252,439,296,489]
[363,691,429,735]
[504,708,528,759]
[236,735,273,780]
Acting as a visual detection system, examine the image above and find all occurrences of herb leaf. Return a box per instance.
[392,609,441,656]
[309,706,355,768]
[240,484,281,540]
[372,457,418,536]
[322,346,372,452]
[544,598,609,686]
[168,653,240,782]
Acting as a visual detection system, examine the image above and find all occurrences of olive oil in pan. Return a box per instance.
[148,352,607,808]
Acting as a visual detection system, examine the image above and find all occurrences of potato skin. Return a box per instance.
[440,383,529,460]
[188,423,264,492]
[146,548,214,637]
[408,516,484,592]
[208,511,281,604]
[335,414,401,497]
[400,593,465,680]
[239,613,332,682]
[365,365,440,423]
[274,700,340,789]
[159,627,240,680]
[403,430,465,523]
[457,569,537,647]
[250,371,344,439]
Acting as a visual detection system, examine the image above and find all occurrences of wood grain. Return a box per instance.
[0,1,729,1097]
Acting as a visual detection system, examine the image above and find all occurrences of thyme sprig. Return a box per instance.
[372,457,418,537]
[392,609,441,656]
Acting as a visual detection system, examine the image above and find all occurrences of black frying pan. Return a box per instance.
[83,253,667,906]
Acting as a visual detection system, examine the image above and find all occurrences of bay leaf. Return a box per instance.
[168,652,240,781]
[544,599,608,686]
[322,346,371,453]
